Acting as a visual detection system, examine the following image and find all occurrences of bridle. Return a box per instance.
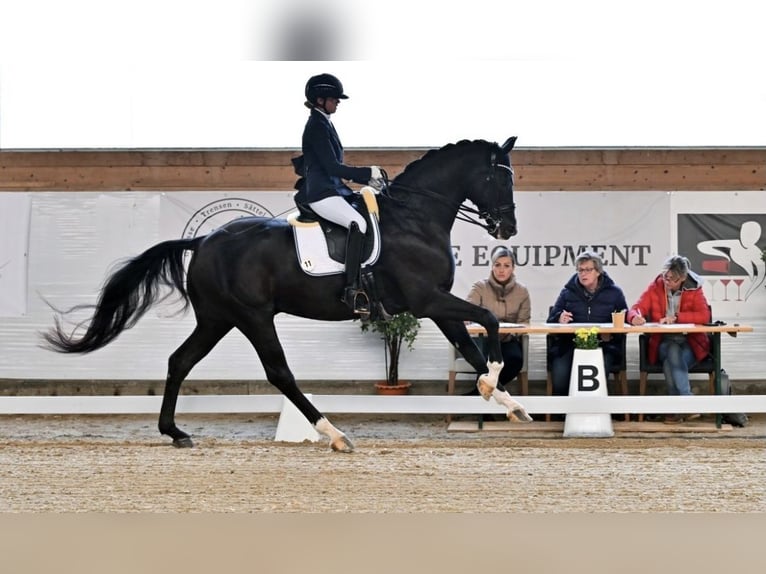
[475,147,516,235]
[380,146,516,235]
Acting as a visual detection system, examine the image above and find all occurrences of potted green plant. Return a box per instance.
[360,312,421,394]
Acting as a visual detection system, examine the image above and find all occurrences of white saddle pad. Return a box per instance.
[288,188,382,276]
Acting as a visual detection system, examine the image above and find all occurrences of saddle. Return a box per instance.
[287,188,382,275]
[287,188,388,321]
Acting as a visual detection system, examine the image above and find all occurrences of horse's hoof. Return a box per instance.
[507,408,533,423]
[477,377,494,401]
[173,436,194,448]
[331,435,355,453]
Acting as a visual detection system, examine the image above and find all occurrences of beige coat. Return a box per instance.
[466,275,531,342]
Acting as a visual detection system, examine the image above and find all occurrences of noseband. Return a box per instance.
[478,158,515,235]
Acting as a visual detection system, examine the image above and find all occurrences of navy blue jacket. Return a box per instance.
[294,108,371,204]
[546,272,628,359]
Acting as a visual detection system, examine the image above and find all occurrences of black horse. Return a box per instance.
[43,137,531,451]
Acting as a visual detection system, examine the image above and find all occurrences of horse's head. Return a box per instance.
[387,136,518,238]
[478,136,518,239]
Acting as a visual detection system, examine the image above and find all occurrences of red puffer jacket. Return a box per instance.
[626,272,711,365]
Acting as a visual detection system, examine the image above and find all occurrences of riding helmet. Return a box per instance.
[305,73,349,105]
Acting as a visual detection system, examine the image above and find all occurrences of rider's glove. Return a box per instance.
[368,166,385,191]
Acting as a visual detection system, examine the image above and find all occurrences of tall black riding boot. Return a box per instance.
[341,223,369,315]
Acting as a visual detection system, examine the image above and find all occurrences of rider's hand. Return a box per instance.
[368,166,385,191]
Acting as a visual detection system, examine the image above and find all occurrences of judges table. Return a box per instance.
[466,321,754,426]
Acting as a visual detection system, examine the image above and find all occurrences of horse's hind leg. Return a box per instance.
[159,321,231,447]
[239,317,354,453]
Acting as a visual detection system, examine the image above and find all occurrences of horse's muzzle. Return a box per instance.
[494,224,518,240]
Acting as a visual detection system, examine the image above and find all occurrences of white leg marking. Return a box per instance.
[315,417,355,452]
[477,361,503,400]
[315,417,341,440]
[492,388,533,423]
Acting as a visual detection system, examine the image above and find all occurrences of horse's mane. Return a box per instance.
[395,139,495,180]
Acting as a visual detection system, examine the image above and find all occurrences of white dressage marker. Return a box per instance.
[274,394,321,443]
[563,349,614,438]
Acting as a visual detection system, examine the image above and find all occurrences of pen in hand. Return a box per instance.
[632,308,646,326]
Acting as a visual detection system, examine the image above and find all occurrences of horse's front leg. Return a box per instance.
[429,302,503,397]
[433,315,531,423]
[462,311,507,400]
[490,387,533,422]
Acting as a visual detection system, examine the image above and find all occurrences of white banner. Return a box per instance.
[94,193,161,273]
[0,193,31,317]
[159,191,297,240]
[159,190,673,318]
[450,192,672,319]
[1,189,762,381]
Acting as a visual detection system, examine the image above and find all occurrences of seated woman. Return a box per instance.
[547,251,628,396]
[626,254,711,424]
[464,246,531,394]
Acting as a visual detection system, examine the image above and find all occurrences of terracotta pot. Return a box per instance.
[374,381,412,395]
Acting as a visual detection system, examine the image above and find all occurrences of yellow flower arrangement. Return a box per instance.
[574,327,600,349]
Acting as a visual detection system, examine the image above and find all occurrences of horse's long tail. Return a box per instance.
[42,237,204,354]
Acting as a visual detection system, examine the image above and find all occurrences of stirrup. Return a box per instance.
[352,290,370,316]
[343,288,370,316]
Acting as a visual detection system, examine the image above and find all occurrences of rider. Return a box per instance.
[294,73,385,315]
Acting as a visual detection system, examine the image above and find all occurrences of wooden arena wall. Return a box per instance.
[1,147,765,192]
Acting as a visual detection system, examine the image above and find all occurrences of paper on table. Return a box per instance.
[467,322,526,329]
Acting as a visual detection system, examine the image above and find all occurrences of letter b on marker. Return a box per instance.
[578,365,600,391]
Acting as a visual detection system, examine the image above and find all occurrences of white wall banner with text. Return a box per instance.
[0,193,32,317]
[450,191,671,320]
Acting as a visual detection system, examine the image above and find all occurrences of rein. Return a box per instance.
[385,182,497,234]
[380,155,515,235]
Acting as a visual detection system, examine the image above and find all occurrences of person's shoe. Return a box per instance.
[663,414,684,425]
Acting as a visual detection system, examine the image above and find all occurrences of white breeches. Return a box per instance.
[309,195,367,234]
